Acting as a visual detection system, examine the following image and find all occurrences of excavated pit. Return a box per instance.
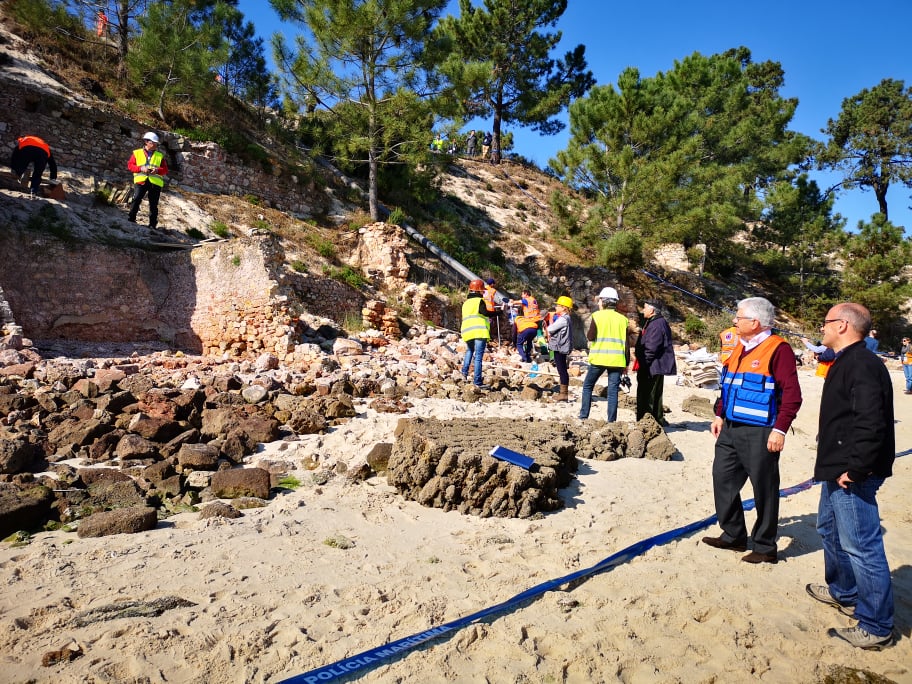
[387,415,676,518]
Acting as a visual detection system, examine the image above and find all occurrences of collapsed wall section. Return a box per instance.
[0,230,307,359]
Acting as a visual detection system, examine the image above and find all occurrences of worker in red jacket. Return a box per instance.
[127,132,168,230]
[11,135,57,197]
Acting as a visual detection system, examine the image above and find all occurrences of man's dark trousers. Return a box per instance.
[711,420,780,556]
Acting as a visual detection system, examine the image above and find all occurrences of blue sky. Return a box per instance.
[238,0,912,232]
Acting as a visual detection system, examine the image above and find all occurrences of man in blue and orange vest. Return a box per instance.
[703,297,802,565]
[127,131,168,230]
[11,135,57,198]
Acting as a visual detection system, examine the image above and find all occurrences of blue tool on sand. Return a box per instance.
[489,445,534,470]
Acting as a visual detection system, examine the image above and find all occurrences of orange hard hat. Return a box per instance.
[468,278,485,293]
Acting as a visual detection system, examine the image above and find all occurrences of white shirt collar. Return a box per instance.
[741,328,772,352]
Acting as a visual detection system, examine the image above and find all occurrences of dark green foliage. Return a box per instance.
[552,48,809,275]
[210,221,231,238]
[323,265,368,288]
[819,78,912,221]
[684,315,706,338]
[271,0,449,220]
[839,213,912,338]
[436,0,594,161]
[25,205,71,241]
[597,230,643,273]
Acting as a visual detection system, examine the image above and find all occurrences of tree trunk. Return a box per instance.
[874,176,889,220]
[369,147,379,221]
[492,95,503,165]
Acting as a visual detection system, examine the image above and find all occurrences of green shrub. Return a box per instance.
[598,230,644,271]
[305,232,336,260]
[387,207,407,225]
[231,255,241,267]
[253,219,271,232]
[290,260,307,273]
[244,194,261,206]
[684,315,707,338]
[341,309,365,332]
[25,205,70,240]
[324,265,367,289]
[185,227,205,240]
[210,221,231,238]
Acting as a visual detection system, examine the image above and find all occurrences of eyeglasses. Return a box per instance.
[732,316,755,322]
[821,319,846,327]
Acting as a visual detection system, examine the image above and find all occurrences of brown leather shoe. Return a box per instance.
[741,551,777,564]
[701,536,747,552]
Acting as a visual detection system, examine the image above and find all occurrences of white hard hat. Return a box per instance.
[598,286,619,301]
[143,132,160,144]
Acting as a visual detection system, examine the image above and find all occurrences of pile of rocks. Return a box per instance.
[0,322,675,536]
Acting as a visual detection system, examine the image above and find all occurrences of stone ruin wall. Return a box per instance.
[0,79,319,216]
[0,230,361,363]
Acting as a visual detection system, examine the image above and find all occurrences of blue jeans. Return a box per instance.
[462,338,487,385]
[516,328,537,362]
[817,478,893,637]
[903,363,912,391]
[578,365,623,421]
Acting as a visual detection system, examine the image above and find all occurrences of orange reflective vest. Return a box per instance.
[720,335,786,427]
[483,286,497,313]
[815,360,833,378]
[522,296,540,319]
[18,136,50,156]
[515,315,539,333]
[719,326,739,363]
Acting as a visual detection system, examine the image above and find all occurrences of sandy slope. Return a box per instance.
[1,368,910,684]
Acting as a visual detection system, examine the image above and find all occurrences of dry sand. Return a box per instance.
[1,367,910,683]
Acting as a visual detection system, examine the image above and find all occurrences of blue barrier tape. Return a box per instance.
[277,477,818,683]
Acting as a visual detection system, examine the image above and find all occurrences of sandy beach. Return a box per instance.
[1,365,910,683]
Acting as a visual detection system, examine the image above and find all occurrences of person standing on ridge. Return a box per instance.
[466,130,477,157]
[10,135,57,198]
[127,132,168,230]
[579,286,630,421]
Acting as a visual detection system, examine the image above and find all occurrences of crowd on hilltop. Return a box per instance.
[431,129,499,163]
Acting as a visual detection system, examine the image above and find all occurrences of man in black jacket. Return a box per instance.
[805,302,895,650]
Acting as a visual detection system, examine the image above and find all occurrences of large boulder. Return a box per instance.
[210,468,271,500]
[77,506,157,538]
[0,433,39,474]
[0,483,55,537]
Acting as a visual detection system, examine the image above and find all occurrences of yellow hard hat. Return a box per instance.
[556,296,573,308]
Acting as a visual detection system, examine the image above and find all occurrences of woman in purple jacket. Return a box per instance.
[633,299,677,423]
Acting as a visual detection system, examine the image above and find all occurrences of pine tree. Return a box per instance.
[435,0,593,163]
[270,0,447,221]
